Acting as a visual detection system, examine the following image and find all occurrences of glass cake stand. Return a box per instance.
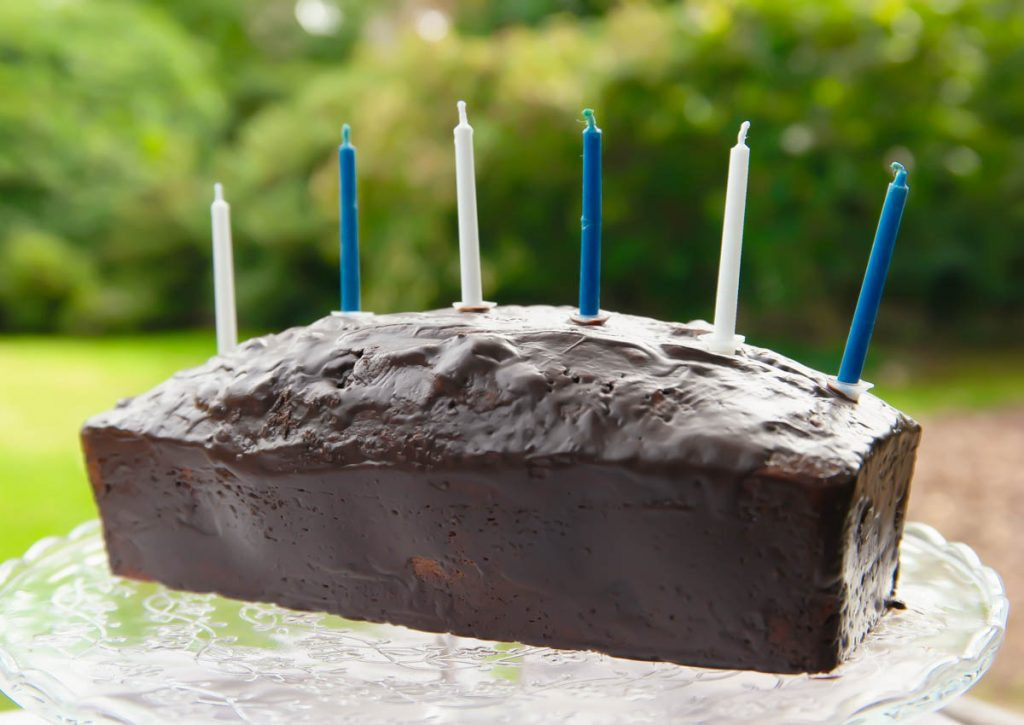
[0,521,1007,724]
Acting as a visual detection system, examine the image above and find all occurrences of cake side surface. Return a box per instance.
[836,423,920,660]
[82,436,915,673]
[81,305,920,673]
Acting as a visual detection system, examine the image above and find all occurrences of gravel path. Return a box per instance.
[907,406,1024,711]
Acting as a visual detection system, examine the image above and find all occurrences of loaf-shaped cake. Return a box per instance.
[81,305,919,673]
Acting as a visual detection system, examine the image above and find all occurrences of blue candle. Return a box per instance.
[837,162,910,386]
[339,124,360,312]
[577,108,602,319]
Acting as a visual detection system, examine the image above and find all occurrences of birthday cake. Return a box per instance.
[80,305,919,674]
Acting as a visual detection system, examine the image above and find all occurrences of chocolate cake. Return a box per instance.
[80,305,919,674]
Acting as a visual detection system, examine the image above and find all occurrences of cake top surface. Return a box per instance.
[85,305,917,481]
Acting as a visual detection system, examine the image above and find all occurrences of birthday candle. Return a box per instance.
[339,124,361,312]
[453,101,490,310]
[577,108,603,320]
[210,183,238,354]
[704,121,751,355]
[833,162,910,401]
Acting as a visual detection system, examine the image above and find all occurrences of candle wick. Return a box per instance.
[457,100,468,125]
[342,124,351,145]
[737,120,750,145]
[582,108,597,130]
[890,161,908,186]
[214,182,224,202]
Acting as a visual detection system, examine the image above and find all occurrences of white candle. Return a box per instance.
[452,100,491,311]
[210,183,238,354]
[704,121,751,355]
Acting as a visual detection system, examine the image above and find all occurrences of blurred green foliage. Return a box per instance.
[1,0,1022,344]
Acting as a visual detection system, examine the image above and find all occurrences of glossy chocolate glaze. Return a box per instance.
[82,305,920,673]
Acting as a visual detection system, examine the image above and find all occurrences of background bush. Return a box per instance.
[1,0,1021,345]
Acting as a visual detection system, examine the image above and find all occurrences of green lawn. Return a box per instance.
[0,332,1022,712]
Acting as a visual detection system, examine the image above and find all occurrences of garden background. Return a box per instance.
[1,0,1022,714]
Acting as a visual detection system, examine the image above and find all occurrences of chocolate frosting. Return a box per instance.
[88,305,915,480]
[82,304,921,673]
